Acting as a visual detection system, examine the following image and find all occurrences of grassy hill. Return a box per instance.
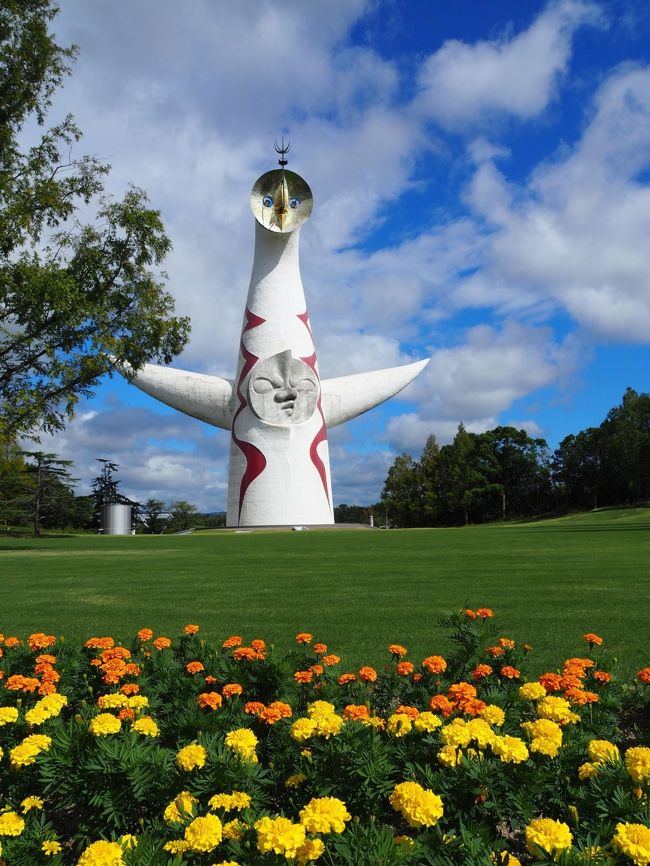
[1,507,648,677]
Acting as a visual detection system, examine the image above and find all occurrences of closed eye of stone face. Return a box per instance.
[252,377,282,394]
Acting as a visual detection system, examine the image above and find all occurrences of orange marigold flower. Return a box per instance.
[313,642,328,654]
[152,637,171,650]
[343,704,371,721]
[118,707,135,721]
[38,682,57,695]
[476,608,493,618]
[295,632,313,644]
[472,664,493,680]
[35,654,57,665]
[465,609,477,619]
[337,673,356,685]
[564,657,594,669]
[85,636,114,650]
[636,667,650,684]
[28,633,56,652]
[322,654,340,666]
[186,661,205,675]
[396,661,415,676]
[137,628,153,641]
[310,664,324,676]
[500,666,521,680]
[198,692,223,710]
[359,665,377,683]
[100,647,131,662]
[184,624,200,635]
[485,646,505,658]
[422,655,447,674]
[412,672,422,682]
[250,638,266,652]
[124,663,141,676]
[259,702,292,724]
[395,705,419,719]
[244,701,265,715]
[389,644,408,657]
[232,647,257,661]
[222,683,243,698]
[565,688,599,705]
[559,674,583,691]
[120,683,140,695]
[294,670,313,684]
[204,675,217,684]
[429,695,454,717]
[459,697,487,716]
[448,682,477,702]
[593,670,612,683]
[89,658,102,667]
[498,638,515,650]
[222,635,243,648]
[583,632,603,646]
[5,674,40,692]
[4,636,21,648]
[539,672,562,692]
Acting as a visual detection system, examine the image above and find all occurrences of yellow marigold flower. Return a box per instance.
[299,796,351,834]
[521,718,563,745]
[519,682,547,701]
[89,713,121,736]
[612,822,650,866]
[291,717,317,742]
[491,735,529,764]
[466,718,497,748]
[479,704,505,727]
[225,728,258,762]
[530,737,560,758]
[119,834,138,849]
[286,772,307,788]
[25,693,67,726]
[77,840,124,866]
[578,761,600,780]
[208,792,251,812]
[491,854,522,866]
[10,733,52,768]
[184,814,223,852]
[97,693,130,709]
[222,819,245,840]
[414,711,443,733]
[176,742,207,771]
[296,837,325,863]
[0,811,25,836]
[20,795,44,812]
[389,781,444,828]
[0,706,19,725]
[131,716,159,737]
[437,744,460,767]
[213,861,241,866]
[525,818,573,858]
[588,739,620,764]
[306,700,336,718]
[387,713,413,737]
[536,695,580,725]
[313,713,343,738]
[625,746,650,785]
[255,816,306,859]
[127,695,149,710]
[164,790,198,823]
[163,840,189,854]
[42,840,62,855]
[441,718,471,748]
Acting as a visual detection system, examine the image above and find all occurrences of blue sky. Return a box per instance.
[34,0,650,510]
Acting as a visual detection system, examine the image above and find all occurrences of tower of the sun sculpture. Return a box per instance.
[122,143,429,526]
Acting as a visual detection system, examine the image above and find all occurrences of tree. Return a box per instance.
[91,459,137,527]
[0,1,190,437]
[0,434,29,529]
[436,423,485,525]
[165,500,199,533]
[419,434,440,525]
[141,497,167,534]
[20,450,75,536]
[381,454,423,528]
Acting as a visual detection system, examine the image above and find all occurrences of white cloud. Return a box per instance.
[414,0,603,129]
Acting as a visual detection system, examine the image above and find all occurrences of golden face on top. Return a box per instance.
[250,169,313,233]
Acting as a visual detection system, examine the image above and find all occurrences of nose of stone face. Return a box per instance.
[275,384,298,403]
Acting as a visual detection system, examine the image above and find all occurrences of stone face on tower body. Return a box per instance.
[121,154,430,526]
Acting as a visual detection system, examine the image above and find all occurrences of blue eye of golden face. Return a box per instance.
[289,197,300,209]
[262,195,273,208]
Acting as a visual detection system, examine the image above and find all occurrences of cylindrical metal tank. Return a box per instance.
[101,504,132,535]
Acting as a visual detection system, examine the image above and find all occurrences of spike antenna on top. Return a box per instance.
[274,137,291,171]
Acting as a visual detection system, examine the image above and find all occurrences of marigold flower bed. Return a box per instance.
[0,611,648,865]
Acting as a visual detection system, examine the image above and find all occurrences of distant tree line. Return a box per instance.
[0,447,224,536]
[380,387,650,527]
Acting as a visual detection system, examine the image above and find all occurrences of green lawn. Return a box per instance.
[1,507,649,678]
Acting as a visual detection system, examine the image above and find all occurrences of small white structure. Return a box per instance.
[121,148,429,526]
[100,503,132,535]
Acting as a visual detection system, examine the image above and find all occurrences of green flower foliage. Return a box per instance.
[0,611,648,865]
